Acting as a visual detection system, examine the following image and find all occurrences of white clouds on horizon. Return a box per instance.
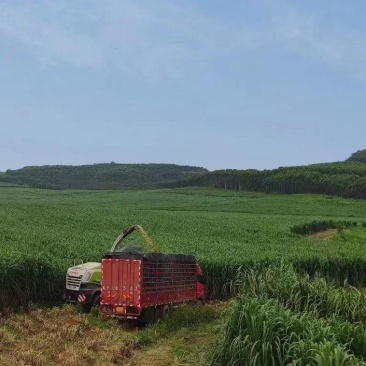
[0,0,366,80]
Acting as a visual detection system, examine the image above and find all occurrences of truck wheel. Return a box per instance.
[81,294,100,313]
[162,305,170,319]
[140,307,154,325]
[154,307,162,321]
[91,293,100,308]
[195,298,204,307]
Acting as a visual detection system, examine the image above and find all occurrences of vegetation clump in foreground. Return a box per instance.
[212,264,366,365]
[211,297,366,366]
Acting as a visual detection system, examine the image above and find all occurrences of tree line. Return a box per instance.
[0,163,208,190]
[167,152,366,199]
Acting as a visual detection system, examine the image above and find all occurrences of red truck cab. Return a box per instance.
[100,251,205,320]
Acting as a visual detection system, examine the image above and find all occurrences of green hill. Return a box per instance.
[346,149,366,164]
[0,163,208,190]
[2,149,366,197]
[169,150,366,199]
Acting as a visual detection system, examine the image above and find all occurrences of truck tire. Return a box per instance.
[162,305,170,319]
[195,298,204,307]
[140,307,155,326]
[91,293,100,308]
[81,293,100,313]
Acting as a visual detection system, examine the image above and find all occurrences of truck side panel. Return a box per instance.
[141,261,197,307]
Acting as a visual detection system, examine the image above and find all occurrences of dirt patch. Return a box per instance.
[310,229,338,240]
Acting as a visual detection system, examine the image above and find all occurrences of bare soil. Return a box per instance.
[310,229,339,240]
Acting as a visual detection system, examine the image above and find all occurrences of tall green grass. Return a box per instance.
[211,297,366,366]
[233,262,366,324]
[290,220,364,236]
[2,187,366,310]
[0,258,63,312]
[211,264,366,365]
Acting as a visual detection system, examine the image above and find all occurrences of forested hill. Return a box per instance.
[169,150,366,199]
[0,163,208,190]
[346,149,366,164]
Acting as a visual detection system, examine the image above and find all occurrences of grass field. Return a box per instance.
[2,186,366,310]
[3,186,366,364]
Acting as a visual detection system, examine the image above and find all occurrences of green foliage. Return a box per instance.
[291,220,361,236]
[136,304,219,347]
[2,187,366,310]
[0,163,207,190]
[347,150,366,164]
[159,304,218,333]
[3,185,366,362]
[211,297,366,366]
[135,329,156,346]
[212,264,366,364]
[234,263,366,325]
[170,159,366,199]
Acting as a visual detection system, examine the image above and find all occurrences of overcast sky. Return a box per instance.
[1,0,365,171]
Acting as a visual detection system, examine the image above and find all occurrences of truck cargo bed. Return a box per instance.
[100,252,200,319]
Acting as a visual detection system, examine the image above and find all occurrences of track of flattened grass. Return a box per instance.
[0,303,222,366]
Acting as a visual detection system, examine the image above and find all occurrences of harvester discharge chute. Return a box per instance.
[64,224,156,310]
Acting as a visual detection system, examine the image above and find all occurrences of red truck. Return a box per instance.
[100,250,205,322]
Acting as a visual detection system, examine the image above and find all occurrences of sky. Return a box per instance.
[1,0,366,171]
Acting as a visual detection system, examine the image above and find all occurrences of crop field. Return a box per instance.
[2,186,366,309]
[2,186,366,364]
[212,264,366,365]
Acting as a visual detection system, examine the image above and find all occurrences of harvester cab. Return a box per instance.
[64,225,145,310]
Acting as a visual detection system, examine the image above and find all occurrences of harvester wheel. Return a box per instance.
[81,293,100,313]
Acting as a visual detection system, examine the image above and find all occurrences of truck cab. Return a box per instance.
[65,262,101,310]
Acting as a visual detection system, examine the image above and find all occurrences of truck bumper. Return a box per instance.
[64,289,95,304]
[64,289,79,303]
[100,304,140,319]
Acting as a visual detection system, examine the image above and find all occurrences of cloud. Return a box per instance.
[0,1,105,67]
[269,3,366,80]
[0,0,366,80]
[0,0,233,79]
